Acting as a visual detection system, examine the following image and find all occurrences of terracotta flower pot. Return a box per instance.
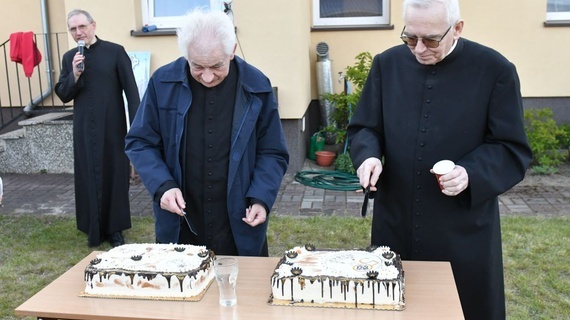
[315,151,336,167]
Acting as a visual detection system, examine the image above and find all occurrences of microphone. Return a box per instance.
[77,40,85,71]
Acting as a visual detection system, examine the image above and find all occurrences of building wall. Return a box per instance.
[1,0,569,172]
[309,1,570,99]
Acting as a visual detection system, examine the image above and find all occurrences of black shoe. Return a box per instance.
[109,232,125,247]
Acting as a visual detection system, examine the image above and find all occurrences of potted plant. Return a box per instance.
[315,150,336,167]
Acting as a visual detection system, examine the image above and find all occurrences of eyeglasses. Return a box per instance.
[400,25,453,49]
[69,22,92,34]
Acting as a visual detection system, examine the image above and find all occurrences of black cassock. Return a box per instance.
[348,38,532,320]
[55,37,140,245]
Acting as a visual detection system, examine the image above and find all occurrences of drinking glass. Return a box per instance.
[213,257,238,306]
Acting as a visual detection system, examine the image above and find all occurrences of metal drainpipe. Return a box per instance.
[24,0,54,115]
[315,42,334,130]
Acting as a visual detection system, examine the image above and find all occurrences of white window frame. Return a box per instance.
[546,0,570,21]
[141,0,225,29]
[312,0,390,28]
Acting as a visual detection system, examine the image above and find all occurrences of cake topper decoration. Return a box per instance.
[198,250,209,258]
[382,251,395,260]
[365,245,378,252]
[131,255,142,261]
[286,250,298,259]
[366,270,379,279]
[304,243,316,251]
[90,258,101,265]
[174,247,186,252]
[291,267,303,275]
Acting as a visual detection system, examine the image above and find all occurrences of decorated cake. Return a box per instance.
[269,244,405,310]
[82,243,215,301]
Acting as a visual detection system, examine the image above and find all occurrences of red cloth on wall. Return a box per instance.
[9,31,42,77]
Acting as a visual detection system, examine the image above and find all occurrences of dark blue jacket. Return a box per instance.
[125,56,289,255]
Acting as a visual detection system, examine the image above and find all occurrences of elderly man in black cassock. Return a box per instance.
[347,0,532,319]
[55,9,140,247]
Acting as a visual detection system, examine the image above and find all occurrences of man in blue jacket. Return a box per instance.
[125,9,289,256]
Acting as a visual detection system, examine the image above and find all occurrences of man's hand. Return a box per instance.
[431,165,469,196]
[72,52,84,81]
[160,188,186,216]
[356,157,383,192]
[243,203,267,227]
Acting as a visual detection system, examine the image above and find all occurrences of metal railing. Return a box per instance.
[0,32,69,134]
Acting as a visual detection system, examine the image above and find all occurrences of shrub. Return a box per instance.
[321,52,373,145]
[557,123,570,149]
[334,152,356,175]
[524,108,568,172]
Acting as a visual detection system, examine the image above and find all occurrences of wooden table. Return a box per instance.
[15,252,464,320]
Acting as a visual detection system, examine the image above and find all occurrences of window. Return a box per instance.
[141,0,226,29]
[546,0,570,21]
[312,0,390,28]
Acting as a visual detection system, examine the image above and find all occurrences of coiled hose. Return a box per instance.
[294,170,361,191]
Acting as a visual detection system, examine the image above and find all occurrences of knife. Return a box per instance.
[361,185,370,217]
[181,210,198,235]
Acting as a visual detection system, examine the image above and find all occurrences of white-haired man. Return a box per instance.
[126,9,289,256]
[348,0,532,319]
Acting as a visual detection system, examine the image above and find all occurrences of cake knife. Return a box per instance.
[181,210,198,235]
[361,185,370,217]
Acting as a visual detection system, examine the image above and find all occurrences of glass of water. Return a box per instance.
[213,257,238,306]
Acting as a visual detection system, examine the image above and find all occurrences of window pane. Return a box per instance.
[154,0,210,17]
[547,0,570,12]
[319,0,383,18]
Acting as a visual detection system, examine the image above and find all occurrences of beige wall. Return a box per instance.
[310,0,570,99]
[1,0,568,118]
[59,0,312,119]
[0,0,67,106]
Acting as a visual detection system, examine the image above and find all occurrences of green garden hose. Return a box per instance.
[294,170,361,191]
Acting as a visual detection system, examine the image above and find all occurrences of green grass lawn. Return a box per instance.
[0,215,568,319]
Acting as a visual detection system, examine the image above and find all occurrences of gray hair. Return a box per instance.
[67,9,94,24]
[177,8,236,60]
[402,0,461,26]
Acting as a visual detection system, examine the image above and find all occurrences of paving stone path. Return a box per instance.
[1,162,569,218]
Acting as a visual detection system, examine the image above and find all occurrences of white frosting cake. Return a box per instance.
[82,243,215,301]
[269,244,405,310]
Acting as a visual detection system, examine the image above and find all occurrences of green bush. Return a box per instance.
[321,52,372,145]
[557,123,570,149]
[320,52,373,174]
[334,152,356,175]
[524,108,568,172]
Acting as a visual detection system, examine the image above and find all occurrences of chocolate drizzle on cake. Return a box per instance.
[164,274,172,288]
[84,245,216,296]
[176,275,186,292]
[270,246,405,309]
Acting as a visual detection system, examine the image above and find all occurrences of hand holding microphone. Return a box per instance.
[77,40,85,71]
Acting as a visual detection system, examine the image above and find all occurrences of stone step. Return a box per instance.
[0,111,74,174]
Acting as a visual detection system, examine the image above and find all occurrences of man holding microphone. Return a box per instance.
[55,9,140,248]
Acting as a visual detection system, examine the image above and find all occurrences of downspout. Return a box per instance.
[24,0,54,115]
